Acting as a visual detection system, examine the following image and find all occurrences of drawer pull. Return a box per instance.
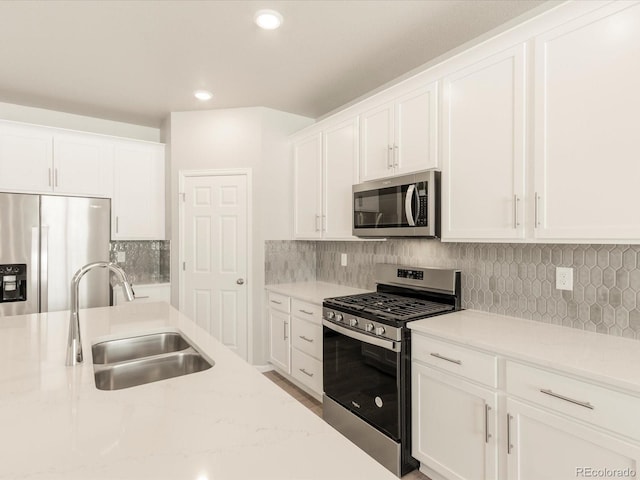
[135,296,150,299]
[271,300,283,305]
[299,368,314,377]
[299,309,314,315]
[539,388,594,410]
[299,335,314,343]
[430,352,462,365]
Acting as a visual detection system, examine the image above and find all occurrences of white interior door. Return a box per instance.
[182,173,248,359]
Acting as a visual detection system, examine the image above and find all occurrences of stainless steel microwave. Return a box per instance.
[352,170,440,238]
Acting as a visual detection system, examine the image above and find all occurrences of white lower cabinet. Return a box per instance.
[412,363,498,480]
[412,332,640,480]
[506,398,640,480]
[266,291,323,399]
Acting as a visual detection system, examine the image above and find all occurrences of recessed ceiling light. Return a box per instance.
[194,90,213,101]
[255,9,283,30]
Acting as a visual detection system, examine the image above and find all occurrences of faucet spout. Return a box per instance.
[65,262,135,366]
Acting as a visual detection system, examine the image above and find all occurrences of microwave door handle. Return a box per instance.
[405,184,416,226]
[414,186,420,224]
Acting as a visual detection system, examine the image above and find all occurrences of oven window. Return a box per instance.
[323,326,400,440]
[354,185,409,228]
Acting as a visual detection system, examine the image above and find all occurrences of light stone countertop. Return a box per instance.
[0,302,397,480]
[265,281,369,305]
[409,309,640,395]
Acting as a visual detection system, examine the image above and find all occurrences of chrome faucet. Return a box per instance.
[66,262,135,366]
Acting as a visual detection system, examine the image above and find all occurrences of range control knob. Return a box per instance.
[349,318,358,327]
[375,326,386,336]
[335,313,344,322]
[326,311,335,320]
[365,323,374,332]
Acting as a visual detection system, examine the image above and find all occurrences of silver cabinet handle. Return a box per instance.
[393,144,399,167]
[315,214,320,232]
[283,321,288,341]
[236,278,245,285]
[485,404,492,443]
[387,145,393,169]
[322,214,326,232]
[299,309,314,315]
[430,352,462,365]
[48,168,52,187]
[299,335,314,343]
[534,192,540,228]
[271,300,282,305]
[540,389,594,410]
[115,216,119,234]
[299,368,314,377]
[54,168,58,187]
[514,194,520,228]
[135,296,150,299]
[507,413,514,454]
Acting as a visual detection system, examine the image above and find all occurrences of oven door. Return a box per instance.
[323,320,401,441]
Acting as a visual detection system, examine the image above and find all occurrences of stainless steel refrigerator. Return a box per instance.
[0,193,111,317]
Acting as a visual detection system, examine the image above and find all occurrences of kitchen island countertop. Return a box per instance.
[0,302,397,480]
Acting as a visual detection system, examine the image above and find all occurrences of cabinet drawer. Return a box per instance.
[291,299,322,325]
[268,292,290,313]
[412,334,497,387]
[292,317,322,360]
[506,361,640,442]
[292,348,322,394]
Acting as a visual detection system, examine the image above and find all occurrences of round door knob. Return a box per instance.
[335,313,344,322]
[375,326,386,336]
[365,323,374,332]
[236,278,245,285]
[349,318,358,327]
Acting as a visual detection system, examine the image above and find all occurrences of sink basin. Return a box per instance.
[94,352,213,391]
[91,331,214,391]
[92,332,191,364]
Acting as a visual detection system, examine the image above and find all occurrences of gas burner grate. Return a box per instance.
[325,292,454,321]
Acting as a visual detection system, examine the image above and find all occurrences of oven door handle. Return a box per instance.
[405,184,416,227]
[323,319,401,352]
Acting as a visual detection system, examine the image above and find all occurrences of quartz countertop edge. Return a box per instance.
[409,309,640,395]
[265,281,369,305]
[0,301,397,480]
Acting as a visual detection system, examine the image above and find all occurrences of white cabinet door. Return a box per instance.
[323,118,358,239]
[112,141,165,240]
[53,133,113,197]
[412,363,498,480]
[0,123,53,193]
[360,102,394,181]
[395,83,438,175]
[441,44,526,242]
[269,308,291,374]
[533,2,640,241]
[293,133,322,239]
[507,398,640,480]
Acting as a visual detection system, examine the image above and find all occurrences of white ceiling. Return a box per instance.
[0,0,549,127]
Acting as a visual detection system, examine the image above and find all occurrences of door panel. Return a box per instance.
[182,174,248,359]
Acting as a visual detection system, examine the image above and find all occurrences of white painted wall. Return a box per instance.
[169,107,313,364]
[0,101,160,142]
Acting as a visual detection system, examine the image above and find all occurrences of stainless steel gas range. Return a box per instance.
[322,264,461,477]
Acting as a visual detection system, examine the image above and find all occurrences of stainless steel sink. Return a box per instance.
[92,332,191,364]
[91,331,214,391]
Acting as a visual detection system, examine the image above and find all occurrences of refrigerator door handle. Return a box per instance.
[31,226,40,312]
[40,225,49,313]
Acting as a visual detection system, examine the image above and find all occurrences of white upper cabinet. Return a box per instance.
[293,133,323,239]
[53,133,113,197]
[0,123,53,193]
[360,83,438,182]
[533,1,640,242]
[441,43,527,241]
[112,141,165,240]
[294,118,358,240]
[322,117,358,239]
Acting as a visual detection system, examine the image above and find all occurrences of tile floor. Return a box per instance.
[262,370,430,480]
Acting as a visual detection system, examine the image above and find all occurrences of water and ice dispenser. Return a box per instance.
[0,264,27,303]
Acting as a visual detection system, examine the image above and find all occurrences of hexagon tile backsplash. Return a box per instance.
[265,240,640,341]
